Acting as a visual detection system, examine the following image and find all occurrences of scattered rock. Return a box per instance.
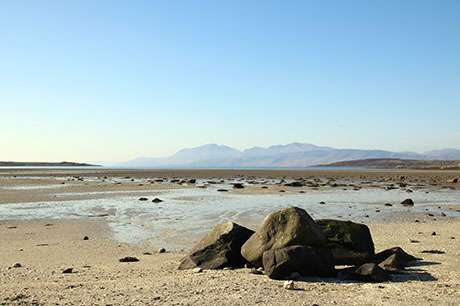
[378,254,407,271]
[283,280,295,290]
[179,221,254,270]
[192,267,202,273]
[338,263,390,282]
[372,247,418,264]
[316,219,375,265]
[241,207,326,267]
[62,268,74,274]
[152,198,163,203]
[249,267,264,275]
[284,181,304,187]
[119,256,140,263]
[401,199,414,206]
[158,248,166,254]
[138,197,148,201]
[421,249,445,254]
[232,183,245,189]
[262,245,335,279]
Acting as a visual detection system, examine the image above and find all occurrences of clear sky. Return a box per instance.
[1,1,459,162]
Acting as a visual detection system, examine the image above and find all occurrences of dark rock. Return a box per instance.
[401,199,414,206]
[421,249,445,254]
[378,253,407,271]
[62,268,74,274]
[179,222,254,270]
[119,256,140,262]
[12,262,22,268]
[432,231,437,236]
[83,236,89,240]
[284,181,304,187]
[373,247,418,264]
[337,263,390,282]
[316,219,374,265]
[188,179,197,184]
[232,183,244,189]
[319,201,326,205]
[138,197,148,201]
[241,207,326,267]
[152,198,163,203]
[217,189,228,192]
[384,203,393,207]
[262,245,335,280]
[158,247,166,253]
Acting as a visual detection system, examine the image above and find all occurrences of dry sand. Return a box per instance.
[0,218,459,305]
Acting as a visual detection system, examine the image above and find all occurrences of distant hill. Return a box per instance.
[0,161,99,167]
[319,158,460,170]
[119,143,460,168]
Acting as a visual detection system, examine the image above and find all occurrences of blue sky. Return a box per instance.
[1,1,459,162]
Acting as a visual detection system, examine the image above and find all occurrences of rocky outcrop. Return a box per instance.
[316,219,374,265]
[179,222,254,270]
[241,207,326,267]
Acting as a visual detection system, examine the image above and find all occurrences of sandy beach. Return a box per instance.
[0,169,459,305]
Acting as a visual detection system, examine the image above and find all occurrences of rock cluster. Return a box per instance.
[179,207,420,283]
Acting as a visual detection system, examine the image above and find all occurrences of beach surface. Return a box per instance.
[0,168,459,305]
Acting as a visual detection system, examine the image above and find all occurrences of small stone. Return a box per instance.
[12,262,22,268]
[192,267,202,273]
[119,256,140,263]
[401,199,414,206]
[283,280,295,290]
[431,232,437,236]
[62,268,74,274]
[249,268,263,275]
[138,197,148,201]
[152,198,163,203]
[83,236,89,240]
[421,249,445,254]
[158,247,166,254]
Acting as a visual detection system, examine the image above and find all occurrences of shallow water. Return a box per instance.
[0,185,459,249]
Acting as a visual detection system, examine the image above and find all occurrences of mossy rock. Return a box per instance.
[316,219,375,265]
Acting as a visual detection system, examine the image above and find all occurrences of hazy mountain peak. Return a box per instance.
[120,143,460,168]
[173,143,241,161]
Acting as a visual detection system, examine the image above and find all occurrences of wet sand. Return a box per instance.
[0,168,459,305]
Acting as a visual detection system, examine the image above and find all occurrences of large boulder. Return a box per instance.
[241,207,326,267]
[178,222,254,270]
[262,245,335,280]
[316,219,375,265]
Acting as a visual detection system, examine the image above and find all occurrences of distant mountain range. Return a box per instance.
[118,143,460,168]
